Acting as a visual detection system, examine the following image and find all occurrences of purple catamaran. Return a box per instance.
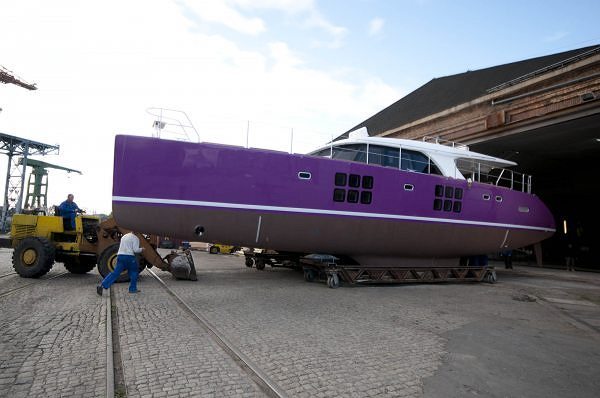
[112,128,555,268]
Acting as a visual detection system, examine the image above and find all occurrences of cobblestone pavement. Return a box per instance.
[151,252,600,398]
[1,245,599,398]
[0,248,106,398]
[112,278,264,397]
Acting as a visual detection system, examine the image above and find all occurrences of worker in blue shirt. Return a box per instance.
[58,194,84,230]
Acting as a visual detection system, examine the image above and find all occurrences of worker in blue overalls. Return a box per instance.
[97,232,143,295]
[58,194,84,230]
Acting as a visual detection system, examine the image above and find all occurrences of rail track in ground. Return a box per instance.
[147,268,288,398]
[0,272,68,299]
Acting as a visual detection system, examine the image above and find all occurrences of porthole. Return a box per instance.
[298,171,311,180]
[347,189,359,203]
[518,206,530,213]
[349,174,361,188]
[404,184,414,191]
[362,176,374,189]
[435,185,444,197]
[433,199,443,211]
[495,196,503,203]
[360,191,372,204]
[335,173,347,187]
[333,189,345,202]
[482,194,491,201]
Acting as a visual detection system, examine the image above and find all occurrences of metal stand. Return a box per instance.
[301,257,497,288]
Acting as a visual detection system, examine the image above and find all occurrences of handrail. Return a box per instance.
[146,108,200,143]
[457,159,532,193]
[422,136,470,150]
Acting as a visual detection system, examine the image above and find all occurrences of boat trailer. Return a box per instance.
[246,250,497,288]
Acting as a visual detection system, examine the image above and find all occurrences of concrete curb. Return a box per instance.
[106,288,114,398]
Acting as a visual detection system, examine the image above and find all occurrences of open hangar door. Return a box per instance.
[471,112,600,269]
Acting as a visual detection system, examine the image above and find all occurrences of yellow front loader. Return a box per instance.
[10,213,197,281]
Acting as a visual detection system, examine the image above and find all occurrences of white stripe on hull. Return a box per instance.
[113,195,556,233]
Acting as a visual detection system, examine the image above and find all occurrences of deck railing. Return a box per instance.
[456,159,532,193]
[422,136,470,150]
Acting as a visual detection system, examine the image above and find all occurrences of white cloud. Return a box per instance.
[180,0,266,35]
[232,0,315,14]
[0,0,399,213]
[180,0,347,48]
[304,11,348,48]
[368,17,384,37]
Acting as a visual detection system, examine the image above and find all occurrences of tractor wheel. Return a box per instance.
[63,257,96,274]
[97,244,145,283]
[12,237,56,278]
[97,243,129,283]
[209,246,219,254]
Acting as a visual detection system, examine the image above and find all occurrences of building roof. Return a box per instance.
[342,45,600,139]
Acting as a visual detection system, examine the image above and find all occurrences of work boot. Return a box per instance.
[96,285,103,296]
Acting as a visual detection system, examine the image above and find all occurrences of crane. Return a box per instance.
[18,158,81,210]
[0,65,37,90]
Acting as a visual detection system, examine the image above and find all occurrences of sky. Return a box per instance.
[0,0,599,214]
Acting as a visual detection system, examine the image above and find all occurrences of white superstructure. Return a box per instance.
[310,127,531,192]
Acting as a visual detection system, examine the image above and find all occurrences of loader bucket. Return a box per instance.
[165,250,198,281]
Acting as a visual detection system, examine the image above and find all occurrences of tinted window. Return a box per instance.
[443,200,452,212]
[362,175,374,189]
[453,202,462,213]
[349,174,361,188]
[312,148,332,157]
[368,145,400,168]
[454,188,463,200]
[445,186,454,198]
[335,173,347,186]
[360,191,372,204]
[347,190,359,203]
[331,144,367,163]
[435,185,444,197]
[333,189,345,202]
[401,149,442,175]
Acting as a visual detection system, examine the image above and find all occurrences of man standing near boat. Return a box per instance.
[96,232,144,295]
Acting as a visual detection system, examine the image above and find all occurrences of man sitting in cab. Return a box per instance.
[58,193,84,231]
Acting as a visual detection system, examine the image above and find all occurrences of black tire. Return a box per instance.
[12,237,56,278]
[97,244,146,283]
[255,258,266,270]
[245,257,254,267]
[303,269,316,282]
[63,256,96,274]
[209,246,219,254]
[327,273,340,289]
[98,243,130,283]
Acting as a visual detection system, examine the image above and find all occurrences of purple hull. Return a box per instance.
[112,135,555,265]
